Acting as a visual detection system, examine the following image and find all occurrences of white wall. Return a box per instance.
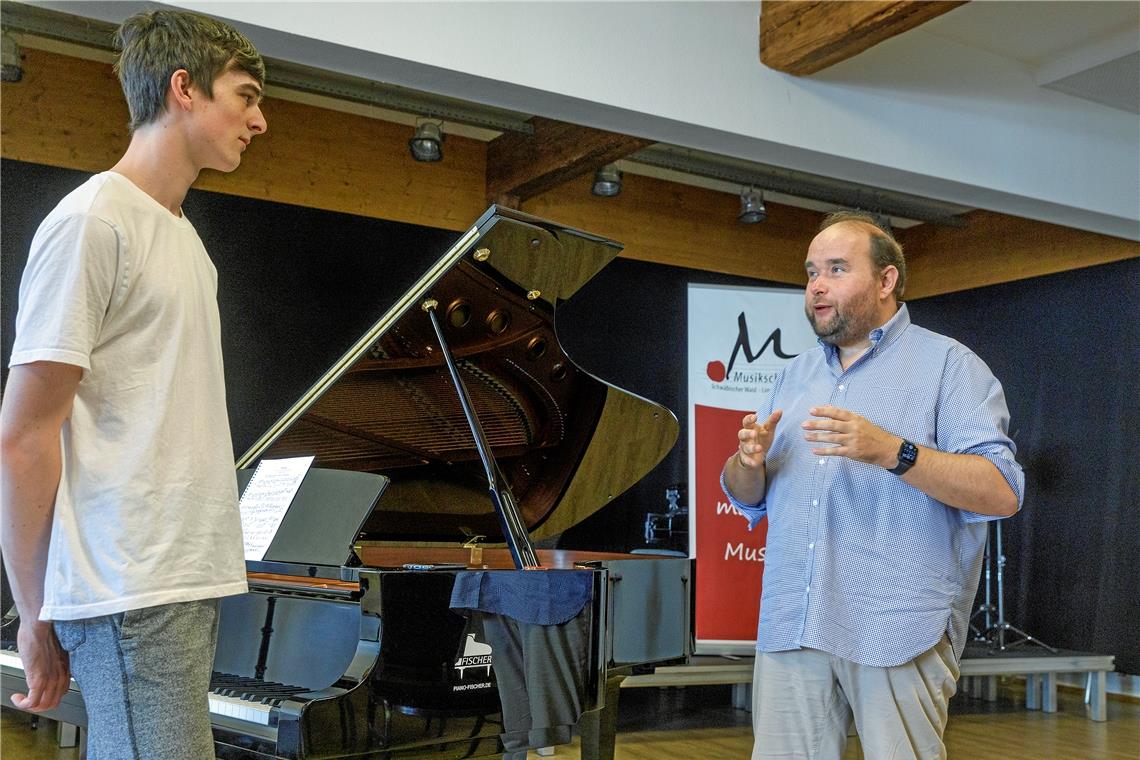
[42,1,1140,239]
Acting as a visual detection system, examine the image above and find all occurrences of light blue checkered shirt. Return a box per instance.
[721,305,1024,667]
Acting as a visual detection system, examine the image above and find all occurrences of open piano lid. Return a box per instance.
[237,206,678,548]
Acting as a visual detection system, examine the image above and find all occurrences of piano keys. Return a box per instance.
[2,613,309,740]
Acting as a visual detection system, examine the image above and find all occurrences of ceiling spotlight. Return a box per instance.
[409,121,443,162]
[738,187,766,223]
[591,164,622,197]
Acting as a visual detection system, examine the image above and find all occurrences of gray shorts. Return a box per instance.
[54,598,220,760]
[751,637,959,760]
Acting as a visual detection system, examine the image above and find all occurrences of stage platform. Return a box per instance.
[622,644,1117,721]
[958,642,1115,721]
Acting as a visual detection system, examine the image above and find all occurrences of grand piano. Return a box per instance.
[2,206,689,759]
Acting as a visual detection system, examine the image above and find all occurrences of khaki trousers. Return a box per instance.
[751,637,958,760]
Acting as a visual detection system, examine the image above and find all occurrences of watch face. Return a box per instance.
[900,440,918,465]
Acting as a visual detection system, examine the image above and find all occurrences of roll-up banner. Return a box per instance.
[687,283,816,654]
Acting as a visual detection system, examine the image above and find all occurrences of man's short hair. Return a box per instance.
[113,10,265,132]
[819,210,907,300]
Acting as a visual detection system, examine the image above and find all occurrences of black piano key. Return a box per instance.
[208,671,308,705]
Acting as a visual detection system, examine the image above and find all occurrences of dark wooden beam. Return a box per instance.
[485,116,653,205]
[760,1,968,76]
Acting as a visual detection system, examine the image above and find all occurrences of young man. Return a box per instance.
[1,10,267,758]
[722,212,1024,760]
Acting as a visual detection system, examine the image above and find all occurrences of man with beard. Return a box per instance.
[721,211,1023,760]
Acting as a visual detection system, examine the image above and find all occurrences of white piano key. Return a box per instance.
[208,692,272,725]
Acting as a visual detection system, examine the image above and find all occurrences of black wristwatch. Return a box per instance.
[888,439,918,475]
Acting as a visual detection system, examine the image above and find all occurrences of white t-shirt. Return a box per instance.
[10,171,247,621]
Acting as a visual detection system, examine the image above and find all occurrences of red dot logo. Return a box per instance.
[706,360,726,382]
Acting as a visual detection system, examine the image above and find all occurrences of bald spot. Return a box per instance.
[815,220,886,254]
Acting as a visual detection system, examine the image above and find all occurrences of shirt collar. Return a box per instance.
[870,302,910,351]
[818,303,911,363]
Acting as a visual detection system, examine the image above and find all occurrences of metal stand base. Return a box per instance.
[991,621,1057,653]
[972,520,1056,653]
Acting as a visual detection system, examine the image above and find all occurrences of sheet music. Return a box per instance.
[239,456,314,561]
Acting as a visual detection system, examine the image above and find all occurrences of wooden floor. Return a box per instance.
[2,679,1137,759]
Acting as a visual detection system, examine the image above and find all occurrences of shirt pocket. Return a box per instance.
[844,384,934,446]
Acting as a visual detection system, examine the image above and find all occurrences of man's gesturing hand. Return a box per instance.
[737,410,783,469]
[802,406,900,467]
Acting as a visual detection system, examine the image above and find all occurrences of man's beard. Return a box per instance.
[806,291,880,346]
[807,307,853,343]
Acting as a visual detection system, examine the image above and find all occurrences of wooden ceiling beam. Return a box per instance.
[760,1,968,76]
[899,210,1139,299]
[485,116,653,206]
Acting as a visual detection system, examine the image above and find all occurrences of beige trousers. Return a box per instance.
[751,637,959,760]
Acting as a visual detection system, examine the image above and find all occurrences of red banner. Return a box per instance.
[687,283,813,653]
[693,404,768,647]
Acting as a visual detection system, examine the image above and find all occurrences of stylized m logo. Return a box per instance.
[725,312,797,375]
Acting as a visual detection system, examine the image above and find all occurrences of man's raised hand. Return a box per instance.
[737,410,783,469]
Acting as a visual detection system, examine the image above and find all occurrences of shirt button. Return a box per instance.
[809,543,815,549]
[838,384,845,391]
[812,500,818,506]
[806,586,811,592]
[819,459,826,465]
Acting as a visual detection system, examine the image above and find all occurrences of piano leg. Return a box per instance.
[579,673,626,760]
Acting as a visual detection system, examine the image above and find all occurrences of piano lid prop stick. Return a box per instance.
[421,298,541,570]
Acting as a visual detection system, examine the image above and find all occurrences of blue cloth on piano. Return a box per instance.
[449,570,593,625]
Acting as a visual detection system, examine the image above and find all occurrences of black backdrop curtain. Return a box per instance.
[908,260,1140,673]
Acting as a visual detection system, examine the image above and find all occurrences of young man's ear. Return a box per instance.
[168,69,195,112]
